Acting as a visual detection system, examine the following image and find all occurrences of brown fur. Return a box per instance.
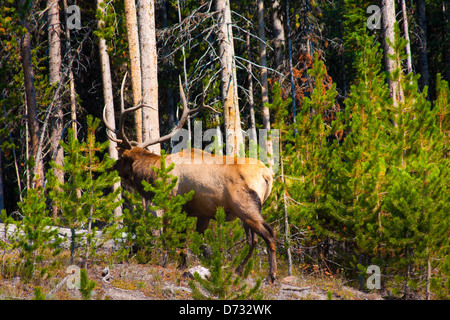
[115,147,277,282]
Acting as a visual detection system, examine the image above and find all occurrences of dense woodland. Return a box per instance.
[0,0,449,299]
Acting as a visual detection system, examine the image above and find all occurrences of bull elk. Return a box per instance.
[103,75,277,283]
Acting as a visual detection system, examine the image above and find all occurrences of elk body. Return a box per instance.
[104,76,277,282]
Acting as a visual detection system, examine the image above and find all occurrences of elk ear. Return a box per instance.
[116,146,127,157]
[119,148,136,163]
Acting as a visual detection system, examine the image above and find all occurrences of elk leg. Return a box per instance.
[236,224,257,275]
[244,219,277,283]
[196,217,210,233]
[177,227,188,269]
[196,217,213,259]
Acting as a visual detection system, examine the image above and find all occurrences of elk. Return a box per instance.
[103,75,277,283]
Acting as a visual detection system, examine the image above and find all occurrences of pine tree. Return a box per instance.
[342,0,375,84]
[79,268,97,300]
[122,150,197,266]
[47,116,122,267]
[378,23,450,299]
[325,31,391,259]
[188,207,263,300]
[1,188,62,281]
[435,74,450,158]
[265,53,341,270]
[121,188,160,264]
[142,150,196,265]
[290,52,339,240]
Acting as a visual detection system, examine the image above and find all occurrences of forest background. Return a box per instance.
[0,0,449,300]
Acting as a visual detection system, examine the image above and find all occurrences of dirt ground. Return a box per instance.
[0,254,383,300]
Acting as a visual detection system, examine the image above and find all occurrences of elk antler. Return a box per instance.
[103,73,220,150]
[103,72,134,149]
[138,77,220,149]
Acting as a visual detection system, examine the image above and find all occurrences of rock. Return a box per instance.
[184,266,211,280]
[102,285,150,300]
[281,275,299,285]
[162,285,192,296]
[281,284,311,292]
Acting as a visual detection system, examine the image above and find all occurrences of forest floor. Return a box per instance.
[0,248,384,301]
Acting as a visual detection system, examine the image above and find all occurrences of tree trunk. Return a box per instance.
[216,0,243,157]
[177,0,191,144]
[401,0,412,74]
[138,0,160,154]
[257,0,273,165]
[426,256,431,300]
[286,0,297,123]
[271,0,285,71]
[125,0,143,143]
[20,12,44,188]
[48,0,64,218]
[444,1,450,83]
[416,0,430,91]
[64,0,78,135]
[281,156,292,276]
[339,19,348,97]
[48,0,62,87]
[381,0,399,107]
[97,0,122,218]
[246,29,257,145]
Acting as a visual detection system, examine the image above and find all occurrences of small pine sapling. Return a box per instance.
[189,207,263,300]
[123,150,197,266]
[79,268,97,300]
[48,116,122,268]
[2,188,62,281]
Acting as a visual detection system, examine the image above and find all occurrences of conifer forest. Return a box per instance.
[0,0,449,300]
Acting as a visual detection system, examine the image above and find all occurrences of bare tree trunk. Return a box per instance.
[426,256,431,300]
[216,0,243,157]
[125,0,143,143]
[257,0,272,165]
[246,29,257,145]
[48,0,62,89]
[339,19,348,97]
[416,0,430,91]
[286,0,297,123]
[177,0,191,143]
[138,0,160,155]
[48,0,64,218]
[381,0,399,107]
[207,32,223,155]
[97,0,122,218]
[64,0,78,134]
[401,0,412,74]
[271,0,285,71]
[20,11,44,188]
[281,156,292,276]
[25,103,30,190]
[68,63,77,135]
[444,1,450,83]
